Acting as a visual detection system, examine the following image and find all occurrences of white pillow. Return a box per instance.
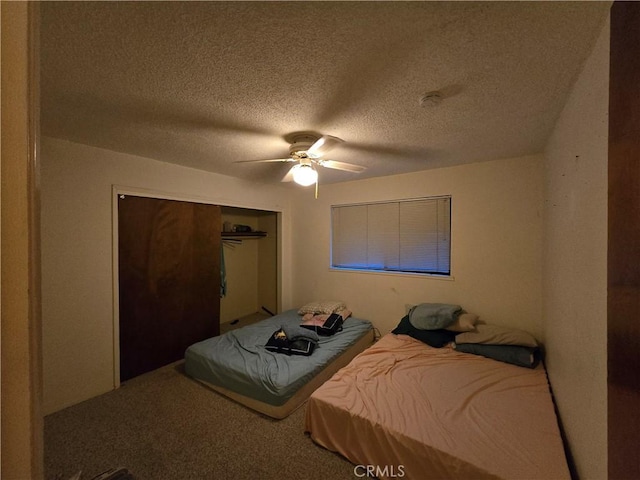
[445,313,479,332]
[455,324,538,348]
[298,300,347,315]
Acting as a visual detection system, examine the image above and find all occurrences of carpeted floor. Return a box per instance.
[44,361,356,480]
[219,311,270,335]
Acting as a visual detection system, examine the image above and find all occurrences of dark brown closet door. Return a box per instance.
[118,195,221,381]
[609,2,640,478]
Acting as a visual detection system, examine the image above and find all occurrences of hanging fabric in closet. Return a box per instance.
[220,242,227,297]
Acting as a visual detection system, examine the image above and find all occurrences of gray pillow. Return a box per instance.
[408,303,462,330]
[455,343,540,369]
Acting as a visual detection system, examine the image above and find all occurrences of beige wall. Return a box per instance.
[289,155,544,336]
[1,2,43,478]
[257,213,278,314]
[40,137,292,414]
[220,210,259,323]
[221,210,259,322]
[543,17,609,480]
[220,209,278,323]
[41,138,545,415]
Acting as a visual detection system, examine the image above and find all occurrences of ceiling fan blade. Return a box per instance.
[234,158,294,164]
[306,135,344,158]
[318,159,366,173]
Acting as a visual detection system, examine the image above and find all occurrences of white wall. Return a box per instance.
[40,137,293,414]
[257,213,278,314]
[219,209,278,323]
[289,155,544,336]
[543,17,609,480]
[220,210,260,323]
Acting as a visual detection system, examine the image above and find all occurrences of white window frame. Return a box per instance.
[330,196,451,278]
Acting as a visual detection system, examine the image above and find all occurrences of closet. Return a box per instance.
[608,2,640,478]
[118,195,221,381]
[118,196,278,381]
[219,206,278,332]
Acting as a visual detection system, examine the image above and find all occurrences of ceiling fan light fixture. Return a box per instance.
[292,164,317,186]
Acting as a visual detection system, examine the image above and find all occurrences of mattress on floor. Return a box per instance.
[184,309,373,408]
[305,333,570,480]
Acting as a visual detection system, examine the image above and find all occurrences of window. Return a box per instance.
[331,196,451,276]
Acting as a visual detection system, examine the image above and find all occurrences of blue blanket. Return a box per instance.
[184,309,372,406]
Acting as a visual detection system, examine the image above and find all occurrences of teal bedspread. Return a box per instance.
[184,309,372,406]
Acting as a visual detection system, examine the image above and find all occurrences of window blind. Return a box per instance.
[331,196,450,275]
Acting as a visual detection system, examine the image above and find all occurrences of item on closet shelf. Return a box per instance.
[233,224,253,233]
[223,221,233,232]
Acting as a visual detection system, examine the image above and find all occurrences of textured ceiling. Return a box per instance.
[40,1,610,185]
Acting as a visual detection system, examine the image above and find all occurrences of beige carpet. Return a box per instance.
[44,361,355,480]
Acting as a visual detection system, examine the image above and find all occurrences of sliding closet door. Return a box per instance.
[609,2,640,478]
[118,195,221,381]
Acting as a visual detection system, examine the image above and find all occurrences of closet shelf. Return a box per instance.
[221,231,267,239]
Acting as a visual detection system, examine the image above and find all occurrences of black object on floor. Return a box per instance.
[91,467,134,480]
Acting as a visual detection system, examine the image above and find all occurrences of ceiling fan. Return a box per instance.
[236,132,366,195]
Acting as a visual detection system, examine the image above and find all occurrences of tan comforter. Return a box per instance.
[305,333,570,480]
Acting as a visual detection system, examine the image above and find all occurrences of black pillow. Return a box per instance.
[392,315,456,348]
